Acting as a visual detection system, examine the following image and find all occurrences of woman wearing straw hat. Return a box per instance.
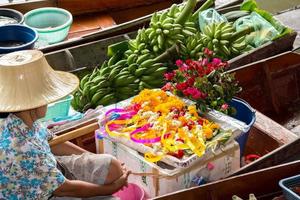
[0,50,130,199]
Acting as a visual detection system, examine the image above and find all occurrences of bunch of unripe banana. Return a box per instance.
[144,4,198,55]
[179,32,204,60]
[201,22,254,59]
[71,52,139,112]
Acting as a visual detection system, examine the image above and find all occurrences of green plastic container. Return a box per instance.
[24,7,72,45]
[44,95,73,121]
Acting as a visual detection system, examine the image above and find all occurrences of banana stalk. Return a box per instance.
[191,0,215,20]
[155,44,179,63]
[175,0,197,25]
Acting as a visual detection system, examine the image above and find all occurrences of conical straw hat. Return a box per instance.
[0,50,79,112]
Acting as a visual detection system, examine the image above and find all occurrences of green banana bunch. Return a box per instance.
[201,22,254,59]
[145,4,198,54]
[72,53,128,112]
[179,32,204,60]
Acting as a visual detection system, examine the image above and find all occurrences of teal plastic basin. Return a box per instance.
[43,95,73,121]
[24,7,72,45]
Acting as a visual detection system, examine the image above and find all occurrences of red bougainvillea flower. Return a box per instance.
[186,77,195,86]
[176,59,184,67]
[205,63,214,75]
[163,48,241,114]
[164,72,175,81]
[179,64,189,72]
[221,103,229,110]
[192,90,202,99]
[176,82,188,91]
[183,87,202,100]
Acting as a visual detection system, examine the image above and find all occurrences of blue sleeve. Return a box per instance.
[43,165,66,197]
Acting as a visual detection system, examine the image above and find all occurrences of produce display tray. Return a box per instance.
[98,94,247,168]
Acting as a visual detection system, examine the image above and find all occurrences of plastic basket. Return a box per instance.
[24,7,72,45]
[279,174,300,200]
[0,24,38,54]
[229,97,256,157]
[44,95,73,121]
[113,183,146,200]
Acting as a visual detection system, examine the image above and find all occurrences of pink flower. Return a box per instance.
[164,72,175,81]
[212,58,222,66]
[201,58,208,67]
[221,103,229,110]
[183,87,202,100]
[176,59,184,67]
[162,82,174,91]
[179,64,188,72]
[192,91,202,99]
[175,82,188,91]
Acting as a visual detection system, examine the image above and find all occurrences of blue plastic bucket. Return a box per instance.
[229,97,256,157]
[0,24,38,54]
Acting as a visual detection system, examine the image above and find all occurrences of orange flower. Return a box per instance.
[203,127,213,139]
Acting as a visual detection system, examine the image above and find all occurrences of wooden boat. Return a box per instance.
[153,160,300,200]
[48,52,299,166]
[0,0,242,53]
[35,3,299,197]
[227,51,300,172]
[45,4,300,156]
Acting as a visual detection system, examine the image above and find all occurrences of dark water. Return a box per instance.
[0,40,25,47]
[0,16,18,26]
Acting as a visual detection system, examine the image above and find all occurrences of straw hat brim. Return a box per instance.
[0,50,79,112]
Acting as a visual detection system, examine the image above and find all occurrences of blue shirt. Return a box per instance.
[0,114,65,200]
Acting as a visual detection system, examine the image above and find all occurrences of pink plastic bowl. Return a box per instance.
[113,183,146,200]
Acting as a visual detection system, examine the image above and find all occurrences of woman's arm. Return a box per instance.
[51,141,88,156]
[53,170,130,197]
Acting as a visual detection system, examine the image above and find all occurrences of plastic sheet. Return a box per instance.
[198,8,227,33]
[234,12,280,47]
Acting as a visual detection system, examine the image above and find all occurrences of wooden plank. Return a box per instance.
[244,126,280,157]
[68,14,116,40]
[58,0,171,15]
[49,122,99,146]
[232,138,300,176]
[254,111,298,144]
[153,160,300,200]
[0,0,57,14]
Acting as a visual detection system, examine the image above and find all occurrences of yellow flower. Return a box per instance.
[188,105,199,117]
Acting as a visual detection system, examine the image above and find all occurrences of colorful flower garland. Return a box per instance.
[104,89,229,162]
